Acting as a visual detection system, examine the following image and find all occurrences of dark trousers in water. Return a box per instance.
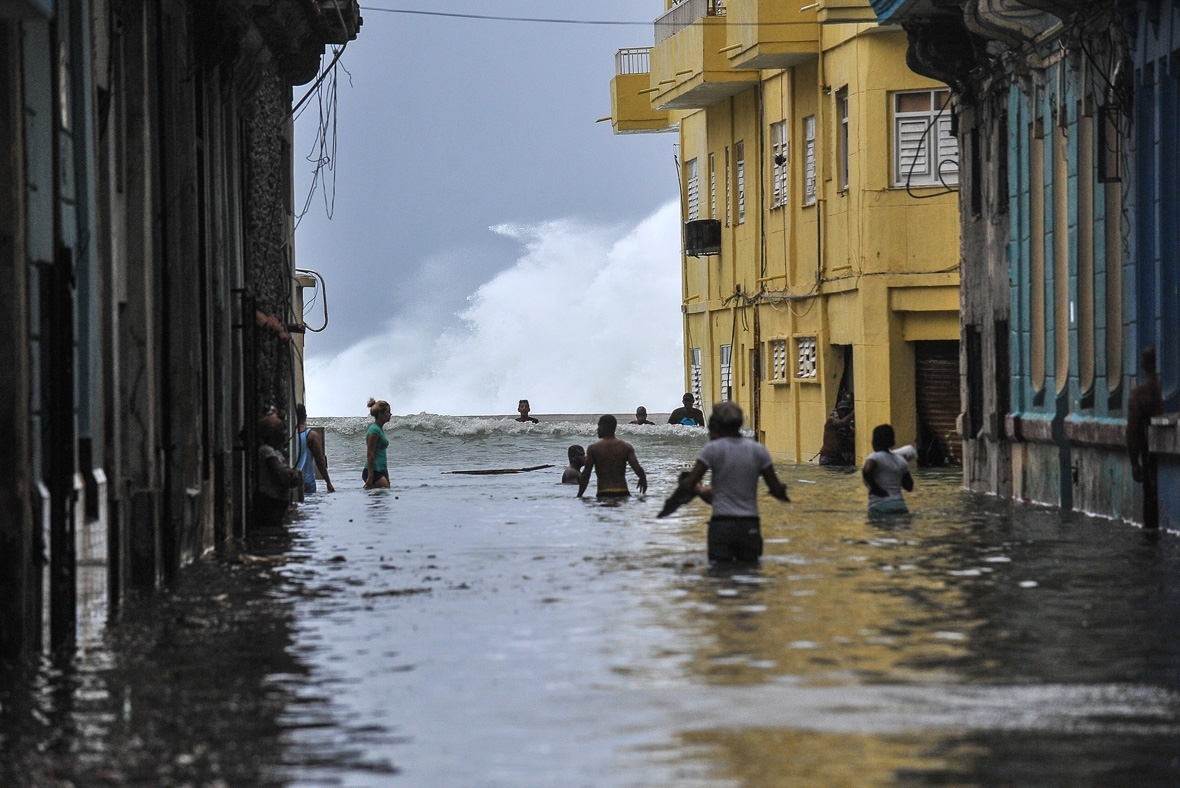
[707,516,762,563]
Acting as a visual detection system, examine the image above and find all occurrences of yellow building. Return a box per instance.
[609,0,962,464]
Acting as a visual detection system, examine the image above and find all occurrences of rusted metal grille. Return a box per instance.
[915,340,962,466]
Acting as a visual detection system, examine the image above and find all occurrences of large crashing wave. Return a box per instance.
[305,201,682,417]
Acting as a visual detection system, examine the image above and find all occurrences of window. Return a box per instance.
[796,336,817,379]
[708,153,717,219]
[1030,118,1046,398]
[837,89,849,191]
[771,120,788,208]
[1078,102,1095,402]
[770,339,788,380]
[893,89,958,188]
[735,141,746,224]
[803,116,816,206]
[686,157,699,221]
[720,344,733,401]
[691,348,703,407]
[725,147,732,226]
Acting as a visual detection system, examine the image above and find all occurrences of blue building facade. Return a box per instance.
[871,0,1178,526]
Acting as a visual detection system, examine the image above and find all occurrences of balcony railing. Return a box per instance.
[654,0,726,45]
[615,47,651,75]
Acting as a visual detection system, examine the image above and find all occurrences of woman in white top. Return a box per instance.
[862,423,913,513]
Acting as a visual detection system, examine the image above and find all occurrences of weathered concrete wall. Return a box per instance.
[0,20,38,659]
[245,64,296,424]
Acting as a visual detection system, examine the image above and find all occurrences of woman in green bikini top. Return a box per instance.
[364,397,391,489]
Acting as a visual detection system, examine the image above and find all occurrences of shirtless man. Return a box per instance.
[577,414,647,498]
[562,445,585,484]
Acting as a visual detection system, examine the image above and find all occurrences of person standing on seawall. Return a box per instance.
[668,393,705,426]
[516,399,540,423]
[674,402,789,563]
[1127,346,1163,529]
[295,403,335,494]
[364,398,391,489]
[862,424,913,514]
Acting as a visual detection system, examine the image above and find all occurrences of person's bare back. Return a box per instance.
[577,415,647,498]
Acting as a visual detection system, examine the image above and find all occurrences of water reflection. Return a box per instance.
[0,527,396,787]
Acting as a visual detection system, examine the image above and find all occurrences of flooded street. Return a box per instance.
[5,416,1180,787]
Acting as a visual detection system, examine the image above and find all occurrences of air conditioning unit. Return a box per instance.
[684,219,721,257]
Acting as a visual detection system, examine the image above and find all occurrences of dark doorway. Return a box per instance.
[914,340,962,466]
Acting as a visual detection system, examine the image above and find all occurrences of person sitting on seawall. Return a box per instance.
[364,397,391,489]
[562,445,585,484]
[256,413,304,528]
[295,403,335,494]
[668,393,705,426]
[862,424,913,514]
[516,399,540,423]
[818,391,855,466]
[577,414,647,499]
[631,406,655,425]
[674,402,789,563]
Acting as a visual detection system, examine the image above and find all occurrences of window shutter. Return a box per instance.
[937,116,958,183]
[686,158,699,221]
[803,116,816,206]
[736,158,745,223]
[896,116,930,183]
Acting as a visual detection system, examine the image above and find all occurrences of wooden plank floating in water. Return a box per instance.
[443,464,555,475]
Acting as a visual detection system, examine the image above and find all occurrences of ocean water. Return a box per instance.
[6,415,1180,787]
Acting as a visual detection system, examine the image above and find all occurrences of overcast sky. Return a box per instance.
[293,0,678,360]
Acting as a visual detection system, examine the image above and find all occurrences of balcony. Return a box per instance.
[821,0,879,24]
[609,48,675,134]
[724,0,819,70]
[649,0,759,111]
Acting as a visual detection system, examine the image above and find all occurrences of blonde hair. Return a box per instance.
[367,397,390,418]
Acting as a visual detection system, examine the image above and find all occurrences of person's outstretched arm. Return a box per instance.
[308,431,335,493]
[761,466,789,501]
[627,448,647,494]
[679,460,710,502]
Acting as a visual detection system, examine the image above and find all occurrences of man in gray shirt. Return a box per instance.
[675,402,789,562]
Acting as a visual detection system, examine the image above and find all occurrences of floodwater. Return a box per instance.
[5,414,1180,787]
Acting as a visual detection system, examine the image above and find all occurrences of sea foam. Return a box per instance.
[306,202,682,417]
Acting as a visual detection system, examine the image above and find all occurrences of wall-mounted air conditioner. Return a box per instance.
[684,219,721,257]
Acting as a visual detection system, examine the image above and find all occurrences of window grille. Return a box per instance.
[803,116,816,206]
[708,153,717,219]
[735,142,746,224]
[771,121,788,208]
[771,339,787,380]
[725,148,731,226]
[796,337,817,379]
[691,347,703,406]
[893,89,958,187]
[686,157,699,221]
[837,90,849,191]
[720,344,733,400]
